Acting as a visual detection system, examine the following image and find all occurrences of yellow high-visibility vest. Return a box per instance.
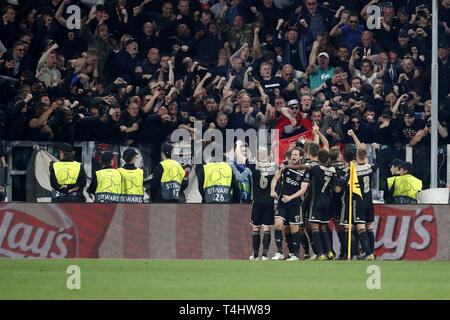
[390,174,423,200]
[160,159,185,200]
[118,167,144,203]
[203,162,233,203]
[387,176,396,191]
[53,161,81,185]
[95,168,122,202]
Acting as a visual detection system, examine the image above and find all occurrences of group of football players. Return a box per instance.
[249,129,377,261]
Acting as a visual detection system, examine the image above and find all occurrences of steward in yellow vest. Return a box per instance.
[88,151,122,203]
[150,143,187,203]
[196,156,239,203]
[388,161,423,204]
[49,143,86,203]
[118,148,144,203]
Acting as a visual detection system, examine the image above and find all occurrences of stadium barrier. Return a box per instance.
[4,141,450,203]
[4,141,202,202]
[0,203,448,260]
[418,188,449,203]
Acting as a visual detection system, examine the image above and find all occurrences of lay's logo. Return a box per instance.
[0,209,78,258]
[374,206,437,260]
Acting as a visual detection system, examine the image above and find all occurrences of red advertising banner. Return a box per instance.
[0,203,448,260]
[374,205,438,260]
[0,203,116,258]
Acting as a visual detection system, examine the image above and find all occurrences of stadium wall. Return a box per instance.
[0,203,448,260]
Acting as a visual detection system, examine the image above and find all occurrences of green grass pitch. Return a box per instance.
[0,259,449,299]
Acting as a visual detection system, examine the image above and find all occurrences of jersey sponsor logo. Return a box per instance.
[373,205,437,260]
[285,176,300,186]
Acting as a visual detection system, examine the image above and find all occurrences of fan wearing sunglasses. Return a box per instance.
[0,40,31,79]
[275,99,311,139]
[329,12,363,51]
[343,113,372,145]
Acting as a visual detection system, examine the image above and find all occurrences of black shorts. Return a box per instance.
[300,201,309,222]
[340,197,366,226]
[331,194,342,220]
[275,203,303,225]
[250,200,275,227]
[308,205,330,224]
[274,201,289,226]
[361,198,374,224]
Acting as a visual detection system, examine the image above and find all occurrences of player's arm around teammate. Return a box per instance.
[269,168,285,260]
[270,169,283,229]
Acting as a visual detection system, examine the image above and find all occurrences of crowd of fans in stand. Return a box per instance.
[0,0,450,189]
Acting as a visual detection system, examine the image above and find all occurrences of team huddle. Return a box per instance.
[249,131,377,261]
[49,132,377,262]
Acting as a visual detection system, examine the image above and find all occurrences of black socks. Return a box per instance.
[285,231,294,254]
[292,232,301,257]
[367,229,374,254]
[274,229,283,254]
[358,229,370,255]
[252,231,260,257]
[299,231,310,255]
[321,229,331,254]
[311,230,323,256]
[262,231,271,256]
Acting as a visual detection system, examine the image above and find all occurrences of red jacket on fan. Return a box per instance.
[275,112,313,139]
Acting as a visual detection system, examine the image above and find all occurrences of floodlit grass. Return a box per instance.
[0,259,449,299]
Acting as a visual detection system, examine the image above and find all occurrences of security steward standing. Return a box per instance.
[118,148,144,203]
[384,158,403,204]
[196,155,240,203]
[49,143,86,203]
[151,143,187,203]
[88,151,122,203]
[388,161,423,204]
